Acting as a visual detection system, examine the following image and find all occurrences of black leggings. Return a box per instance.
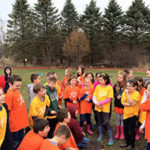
[80,114,91,127]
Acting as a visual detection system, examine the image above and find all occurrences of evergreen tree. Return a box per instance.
[103,0,124,66]
[80,0,103,64]
[34,0,60,65]
[125,0,150,46]
[5,0,34,61]
[61,0,78,36]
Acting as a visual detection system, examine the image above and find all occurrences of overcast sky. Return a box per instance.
[0,0,150,22]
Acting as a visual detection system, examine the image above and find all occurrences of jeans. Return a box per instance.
[146,142,150,150]
[11,129,25,150]
[77,137,89,148]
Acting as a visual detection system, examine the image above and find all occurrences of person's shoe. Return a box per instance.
[87,125,93,135]
[97,125,103,141]
[135,128,140,141]
[80,127,83,131]
[120,126,125,140]
[114,126,120,139]
[120,143,128,148]
[108,129,114,146]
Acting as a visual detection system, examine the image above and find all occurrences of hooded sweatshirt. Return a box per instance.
[4,67,12,94]
[67,105,84,144]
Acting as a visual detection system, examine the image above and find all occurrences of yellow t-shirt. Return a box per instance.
[93,85,114,113]
[139,95,146,124]
[0,105,7,147]
[28,95,50,128]
[121,91,140,120]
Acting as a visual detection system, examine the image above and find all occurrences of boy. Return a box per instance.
[18,118,50,150]
[0,87,12,150]
[45,76,60,138]
[27,74,41,107]
[5,75,29,150]
[40,125,70,150]
[28,84,50,128]
[55,108,79,150]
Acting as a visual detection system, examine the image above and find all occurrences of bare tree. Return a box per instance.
[63,30,90,65]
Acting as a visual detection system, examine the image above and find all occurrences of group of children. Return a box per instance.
[0,66,150,150]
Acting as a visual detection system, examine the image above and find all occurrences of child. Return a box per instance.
[5,75,29,150]
[124,69,133,80]
[63,75,80,109]
[40,125,71,150]
[0,87,12,150]
[92,73,114,146]
[28,84,50,128]
[67,105,89,149]
[94,72,102,90]
[4,66,12,93]
[144,69,150,86]
[18,118,50,150]
[120,79,140,150]
[84,72,94,88]
[54,72,63,106]
[86,140,105,150]
[114,71,127,140]
[62,68,73,89]
[27,74,41,107]
[77,65,85,88]
[140,82,150,150]
[54,108,79,150]
[45,77,60,138]
[79,77,93,135]
[134,76,146,141]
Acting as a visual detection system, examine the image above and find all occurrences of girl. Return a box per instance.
[77,65,85,88]
[120,79,140,149]
[62,68,72,89]
[114,71,127,140]
[79,77,93,135]
[84,72,94,88]
[93,73,114,146]
[134,76,146,141]
[94,72,102,90]
[124,69,133,81]
[140,82,150,150]
[63,75,80,109]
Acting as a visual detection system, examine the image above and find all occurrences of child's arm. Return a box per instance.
[92,96,98,105]
[98,98,111,105]
[125,89,137,106]
[139,120,145,133]
[140,100,150,111]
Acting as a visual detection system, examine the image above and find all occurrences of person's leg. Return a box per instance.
[120,114,124,140]
[80,114,85,127]
[115,113,120,139]
[129,116,136,148]
[48,118,58,138]
[146,142,150,150]
[86,113,93,135]
[102,112,113,146]
[97,111,103,141]
[77,137,90,148]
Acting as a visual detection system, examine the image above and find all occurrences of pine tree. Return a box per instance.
[34,0,60,65]
[125,0,150,46]
[80,0,103,64]
[61,0,78,36]
[5,0,34,61]
[103,0,124,66]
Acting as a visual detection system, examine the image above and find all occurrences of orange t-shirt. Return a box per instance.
[79,87,93,114]
[56,81,63,98]
[62,77,68,89]
[54,124,79,150]
[140,98,150,142]
[40,139,60,150]
[77,75,85,88]
[5,89,29,132]
[18,130,44,150]
[63,86,80,108]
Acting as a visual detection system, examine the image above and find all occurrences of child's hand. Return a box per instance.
[139,127,144,133]
[125,89,128,94]
[73,100,77,104]
[117,95,121,99]
[86,91,90,95]
[51,111,56,114]
[59,105,62,109]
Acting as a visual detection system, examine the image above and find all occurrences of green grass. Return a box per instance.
[0,68,146,150]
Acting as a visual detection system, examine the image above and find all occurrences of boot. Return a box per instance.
[120,126,125,140]
[135,128,140,141]
[108,129,114,146]
[114,126,120,139]
[87,125,93,135]
[97,125,103,141]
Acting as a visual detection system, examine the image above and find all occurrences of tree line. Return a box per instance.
[3,0,150,67]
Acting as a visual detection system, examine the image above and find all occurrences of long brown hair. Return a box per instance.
[116,71,127,93]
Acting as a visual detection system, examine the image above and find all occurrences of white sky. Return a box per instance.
[0,0,150,22]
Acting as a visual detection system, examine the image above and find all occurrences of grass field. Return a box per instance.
[0,68,146,150]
